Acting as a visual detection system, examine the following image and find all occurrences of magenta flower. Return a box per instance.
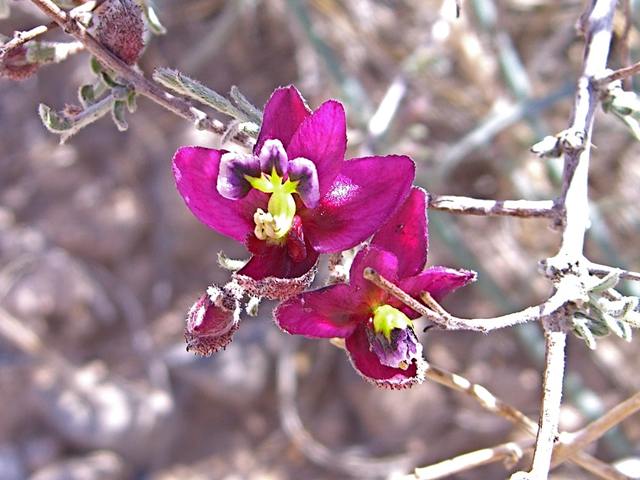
[172,86,415,299]
[274,188,476,388]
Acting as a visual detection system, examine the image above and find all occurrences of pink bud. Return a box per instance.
[96,0,145,66]
[184,285,240,356]
[0,45,41,81]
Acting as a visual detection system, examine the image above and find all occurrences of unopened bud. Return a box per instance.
[0,45,41,80]
[95,0,145,66]
[184,285,240,356]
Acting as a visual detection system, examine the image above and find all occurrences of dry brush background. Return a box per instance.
[2,0,640,479]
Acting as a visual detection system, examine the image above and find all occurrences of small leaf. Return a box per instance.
[573,316,597,350]
[101,70,121,88]
[218,251,248,271]
[141,1,167,35]
[90,55,104,74]
[620,321,633,342]
[246,296,261,316]
[623,310,640,327]
[587,269,621,293]
[153,68,251,121]
[126,91,137,113]
[38,103,74,132]
[601,312,624,337]
[78,84,96,108]
[230,85,263,124]
[238,122,260,137]
[111,100,128,131]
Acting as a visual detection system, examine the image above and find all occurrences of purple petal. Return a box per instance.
[345,322,423,389]
[348,246,399,294]
[302,155,415,253]
[173,146,268,243]
[367,323,423,370]
[287,100,347,197]
[258,139,289,176]
[288,158,319,208]
[391,267,477,318]
[371,187,428,279]
[255,86,311,154]
[274,284,369,338]
[217,152,261,200]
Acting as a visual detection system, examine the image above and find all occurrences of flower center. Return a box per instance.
[249,168,298,240]
[368,304,421,370]
[372,304,413,340]
[217,139,320,242]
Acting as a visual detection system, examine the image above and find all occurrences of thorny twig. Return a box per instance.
[427,194,559,219]
[362,268,576,333]
[512,0,618,478]
[364,2,625,475]
[522,318,567,479]
[25,0,253,148]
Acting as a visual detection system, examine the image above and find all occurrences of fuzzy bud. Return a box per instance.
[184,285,240,356]
[0,45,41,81]
[95,0,145,66]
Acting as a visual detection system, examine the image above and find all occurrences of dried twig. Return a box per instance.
[409,438,536,480]
[401,362,630,480]
[0,21,59,58]
[597,62,640,86]
[524,318,567,479]
[427,194,558,219]
[510,0,617,478]
[26,0,253,148]
[551,391,640,469]
[587,263,640,282]
[362,268,574,333]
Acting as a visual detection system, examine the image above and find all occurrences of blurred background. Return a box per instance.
[2,0,640,478]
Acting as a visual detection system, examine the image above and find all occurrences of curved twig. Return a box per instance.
[27,0,253,148]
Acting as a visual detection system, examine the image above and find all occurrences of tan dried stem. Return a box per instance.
[524,319,567,479]
[551,391,640,468]
[400,362,630,480]
[0,22,60,59]
[410,438,536,480]
[597,62,640,86]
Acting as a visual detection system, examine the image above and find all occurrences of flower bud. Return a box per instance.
[184,285,240,356]
[95,0,145,66]
[0,45,41,81]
